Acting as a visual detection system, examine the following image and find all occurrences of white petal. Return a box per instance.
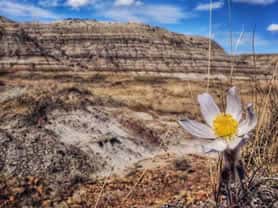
[178,119,216,139]
[238,104,257,136]
[226,87,242,121]
[227,137,244,150]
[197,93,220,126]
[227,135,251,151]
[202,139,227,153]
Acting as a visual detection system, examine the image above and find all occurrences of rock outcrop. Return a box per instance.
[0,16,272,77]
[239,54,278,73]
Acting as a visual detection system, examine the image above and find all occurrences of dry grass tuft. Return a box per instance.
[243,80,278,174]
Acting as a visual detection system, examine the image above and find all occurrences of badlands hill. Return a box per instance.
[239,53,278,70]
[0,16,274,78]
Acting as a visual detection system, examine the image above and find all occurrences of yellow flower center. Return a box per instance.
[213,114,238,140]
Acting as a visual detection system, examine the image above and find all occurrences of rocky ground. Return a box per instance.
[0,70,277,207]
[0,154,277,207]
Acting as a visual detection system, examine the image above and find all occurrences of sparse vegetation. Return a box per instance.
[243,77,278,173]
[1,71,277,207]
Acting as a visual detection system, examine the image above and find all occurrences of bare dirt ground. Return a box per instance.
[0,71,277,207]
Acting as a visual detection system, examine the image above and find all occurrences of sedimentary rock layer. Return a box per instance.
[239,54,278,73]
[0,17,272,77]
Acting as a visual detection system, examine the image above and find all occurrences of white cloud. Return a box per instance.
[114,0,143,6]
[195,1,224,11]
[232,0,276,5]
[0,0,59,20]
[38,0,61,7]
[100,4,190,24]
[267,24,278,32]
[66,0,90,8]
[0,0,190,25]
[39,0,96,8]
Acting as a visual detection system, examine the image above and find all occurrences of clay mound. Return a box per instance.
[0,78,210,187]
[0,85,184,181]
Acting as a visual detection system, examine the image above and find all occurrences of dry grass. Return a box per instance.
[243,72,278,174]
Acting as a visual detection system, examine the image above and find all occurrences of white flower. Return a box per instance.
[179,87,257,153]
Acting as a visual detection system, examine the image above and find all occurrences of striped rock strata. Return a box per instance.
[0,16,272,78]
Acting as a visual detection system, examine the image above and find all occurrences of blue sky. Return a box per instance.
[0,0,277,54]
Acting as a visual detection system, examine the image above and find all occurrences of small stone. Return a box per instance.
[273,201,278,208]
[174,158,191,171]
